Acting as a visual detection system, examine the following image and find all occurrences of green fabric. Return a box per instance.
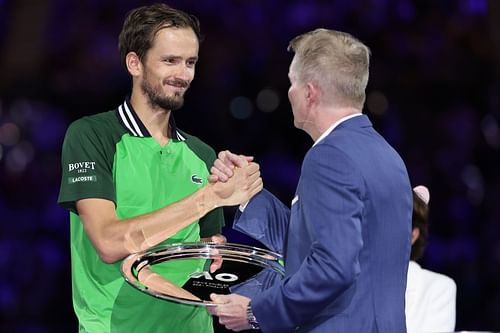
[113,135,206,243]
[59,112,122,212]
[180,129,225,238]
[58,109,223,333]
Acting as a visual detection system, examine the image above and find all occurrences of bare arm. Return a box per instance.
[77,162,262,263]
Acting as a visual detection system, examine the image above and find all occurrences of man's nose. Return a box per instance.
[173,63,193,81]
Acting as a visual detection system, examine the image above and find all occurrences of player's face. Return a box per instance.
[287,57,308,129]
[140,27,199,111]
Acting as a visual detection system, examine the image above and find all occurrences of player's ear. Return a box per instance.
[126,52,142,77]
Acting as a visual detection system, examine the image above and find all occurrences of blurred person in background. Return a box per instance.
[406,185,457,333]
[57,3,262,332]
[208,28,412,332]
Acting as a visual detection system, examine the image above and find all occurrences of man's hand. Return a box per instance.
[210,161,262,206]
[200,234,227,273]
[209,150,254,183]
[200,233,227,244]
[207,293,252,331]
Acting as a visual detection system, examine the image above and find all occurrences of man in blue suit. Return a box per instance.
[208,28,413,332]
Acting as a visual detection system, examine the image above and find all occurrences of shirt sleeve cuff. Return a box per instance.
[239,200,249,212]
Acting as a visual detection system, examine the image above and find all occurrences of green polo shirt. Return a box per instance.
[58,99,223,333]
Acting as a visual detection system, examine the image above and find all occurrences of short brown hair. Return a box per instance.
[118,3,201,68]
[288,29,370,108]
[411,191,429,261]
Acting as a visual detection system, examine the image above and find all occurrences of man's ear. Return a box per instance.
[125,52,142,77]
[306,82,320,107]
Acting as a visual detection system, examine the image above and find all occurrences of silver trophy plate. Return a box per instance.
[121,242,284,307]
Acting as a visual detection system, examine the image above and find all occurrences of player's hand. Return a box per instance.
[209,150,254,183]
[212,162,262,206]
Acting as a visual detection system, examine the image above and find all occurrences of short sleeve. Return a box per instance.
[58,118,117,213]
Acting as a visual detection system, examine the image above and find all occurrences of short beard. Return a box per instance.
[141,78,186,112]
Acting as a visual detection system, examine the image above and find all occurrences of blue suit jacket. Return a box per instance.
[234,115,412,332]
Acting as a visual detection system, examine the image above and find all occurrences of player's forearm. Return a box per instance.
[100,185,219,263]
[123,185,219,251]
[95,164,261,263]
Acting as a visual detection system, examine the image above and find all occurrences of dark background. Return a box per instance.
[1,0,500,332]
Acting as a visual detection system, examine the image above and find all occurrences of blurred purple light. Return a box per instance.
[460,0,488,15]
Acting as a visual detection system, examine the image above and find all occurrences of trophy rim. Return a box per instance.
[121,242,284,307]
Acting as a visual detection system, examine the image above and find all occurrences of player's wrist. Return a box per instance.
[196,185,219,218]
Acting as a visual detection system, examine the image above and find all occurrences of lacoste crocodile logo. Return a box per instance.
[191,175,203,185]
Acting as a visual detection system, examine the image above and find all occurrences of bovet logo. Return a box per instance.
[191,174,203,185]
[68,161,96,173]
[67,161,97,184]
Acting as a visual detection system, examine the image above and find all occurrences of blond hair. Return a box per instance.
[288,29,370,108]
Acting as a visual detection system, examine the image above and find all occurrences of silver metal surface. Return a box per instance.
[121,242,284,307]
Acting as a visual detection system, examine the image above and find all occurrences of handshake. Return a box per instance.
[205,150,262,209]
[196,150,262,274]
